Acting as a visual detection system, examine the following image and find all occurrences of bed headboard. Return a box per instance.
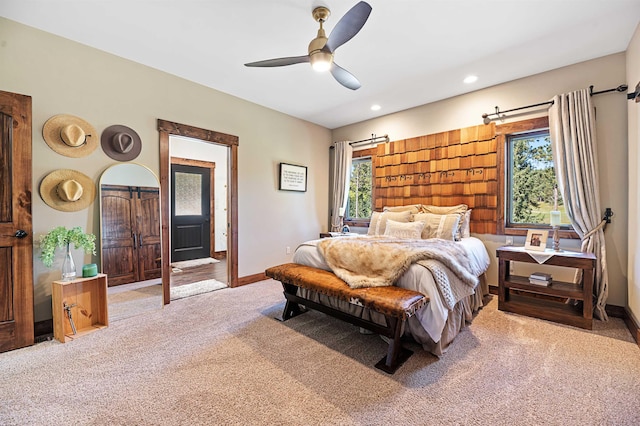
[373,123,498,234]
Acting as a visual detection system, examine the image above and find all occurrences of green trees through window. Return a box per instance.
[507,131,569,227]
[348,157,372,219]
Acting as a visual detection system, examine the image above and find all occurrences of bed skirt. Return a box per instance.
[297,273,488,357]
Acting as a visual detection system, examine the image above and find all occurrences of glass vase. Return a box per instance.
[61,242,77,281]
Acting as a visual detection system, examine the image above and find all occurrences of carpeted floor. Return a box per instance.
[1,279,639,425]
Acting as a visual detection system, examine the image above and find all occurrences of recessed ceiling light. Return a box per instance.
[464,75,478,84]
[371,104,381,111]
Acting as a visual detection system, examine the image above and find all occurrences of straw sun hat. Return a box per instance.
[42,114,98,158]
[39,169,96,212]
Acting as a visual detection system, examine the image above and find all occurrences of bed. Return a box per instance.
[291,204,491,356]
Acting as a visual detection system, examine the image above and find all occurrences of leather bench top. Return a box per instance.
[265,263,428,319]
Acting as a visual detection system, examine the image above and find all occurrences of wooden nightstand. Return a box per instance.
[496,246,596,329]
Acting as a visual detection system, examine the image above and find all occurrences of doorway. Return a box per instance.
[158,119,238,305]
[169,154,226,299]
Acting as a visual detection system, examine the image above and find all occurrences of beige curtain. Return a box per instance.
[330,141,353,232]
[548,88,609,320]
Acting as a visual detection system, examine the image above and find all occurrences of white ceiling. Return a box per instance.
[2,0,640,129]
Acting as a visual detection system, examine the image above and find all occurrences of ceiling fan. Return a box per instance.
[244,1,372,90]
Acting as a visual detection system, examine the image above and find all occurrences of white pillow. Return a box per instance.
[420,204,468,215]
[368,211,382,236]
[383,204,422,214]
[375,210,412,235]
[383,219,425,239]
[421,204,468,240]
[413,212,461,241]
[461,209,472,238]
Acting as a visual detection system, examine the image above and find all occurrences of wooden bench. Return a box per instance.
[265,263,429,374]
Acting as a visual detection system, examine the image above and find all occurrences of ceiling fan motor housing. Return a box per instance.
[309,7,333,71]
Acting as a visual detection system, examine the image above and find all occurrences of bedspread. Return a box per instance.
[417,259,476,310]
[293,236,490,344]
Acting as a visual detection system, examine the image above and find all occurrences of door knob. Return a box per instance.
[14,230,28,239]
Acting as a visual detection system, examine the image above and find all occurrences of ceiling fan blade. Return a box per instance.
[245,56,310,67]
[324,1,372,53]
[330,63,361,90]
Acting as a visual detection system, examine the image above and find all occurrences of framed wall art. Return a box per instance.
[524,229,548,252]
[279,163,307,192]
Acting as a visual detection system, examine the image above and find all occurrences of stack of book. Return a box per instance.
[529,272,552,286]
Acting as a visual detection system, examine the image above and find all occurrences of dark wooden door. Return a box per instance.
[171,164,210,262]
[101,186,137,286]
[0,90,34,352]
[134,187,161,281]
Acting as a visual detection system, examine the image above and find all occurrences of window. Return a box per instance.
[347,157,372,219]
[506,129,569,228]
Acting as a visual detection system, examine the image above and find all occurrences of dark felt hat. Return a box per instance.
[101,125,142,161]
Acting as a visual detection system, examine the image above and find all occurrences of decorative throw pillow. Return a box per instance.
[420,204,468,240]
[383,219,425,239]
[375,210,412,235]
[420,204,468,215]
[413,212,461,241]
[461,209,472,238]
[383,204,422,214]
[368,211,382,236]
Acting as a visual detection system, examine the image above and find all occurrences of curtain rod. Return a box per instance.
[330,134,389,149]
[481,84,629,124]
[350,134,389,146]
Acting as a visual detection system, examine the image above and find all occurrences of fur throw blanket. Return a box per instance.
[317,236,479,291]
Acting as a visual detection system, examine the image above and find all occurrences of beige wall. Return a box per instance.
[627,23,640,324]
[0,18,332,322]
[333,54,630,308]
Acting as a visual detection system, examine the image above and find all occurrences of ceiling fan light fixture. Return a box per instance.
[310,51,333,72]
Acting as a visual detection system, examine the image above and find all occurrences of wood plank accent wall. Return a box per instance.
[373,123,498,234]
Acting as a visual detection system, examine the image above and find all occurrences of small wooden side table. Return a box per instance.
[52,274,109,343]
[496,246,596,329]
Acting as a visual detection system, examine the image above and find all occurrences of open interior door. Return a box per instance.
[0,90,34,352]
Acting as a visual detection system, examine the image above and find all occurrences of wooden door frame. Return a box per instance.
[158,119,238,305]
[170,157,217,259]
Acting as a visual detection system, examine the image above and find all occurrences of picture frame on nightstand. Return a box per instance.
[524,229,548,252]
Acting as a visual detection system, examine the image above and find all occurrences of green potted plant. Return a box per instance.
[39,226,96,280]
